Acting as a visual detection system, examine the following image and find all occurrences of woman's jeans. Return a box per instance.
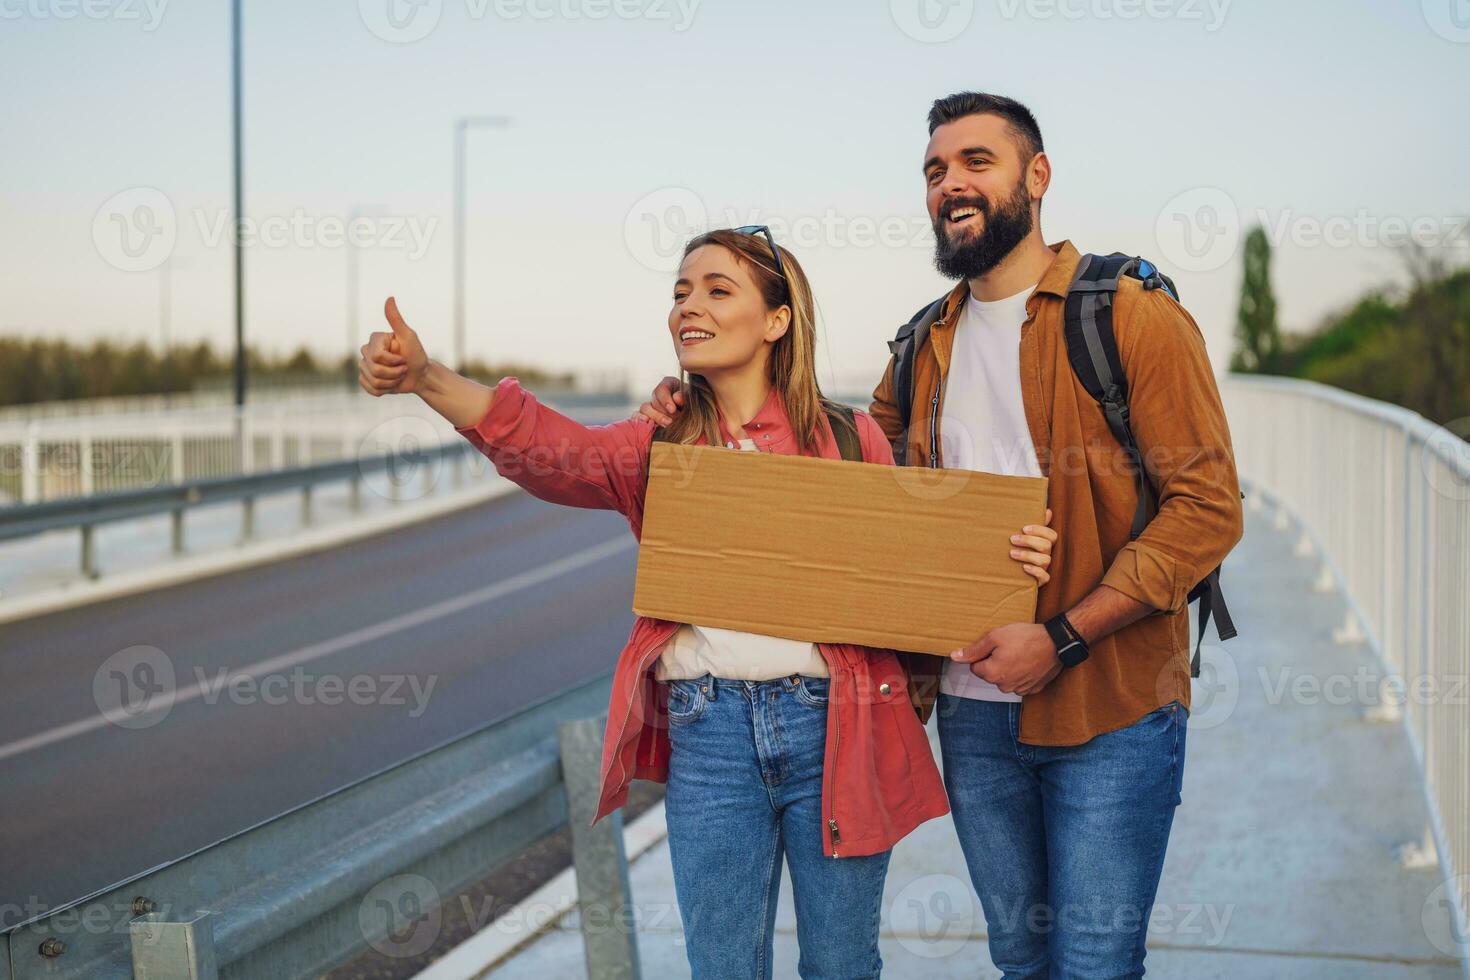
[662,674,892,980]
[937,695,1188,980]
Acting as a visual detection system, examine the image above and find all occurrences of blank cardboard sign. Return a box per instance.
[633,442,1049,656]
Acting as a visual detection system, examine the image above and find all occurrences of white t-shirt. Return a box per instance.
[653,438,830,682]
[938,284,1043,702]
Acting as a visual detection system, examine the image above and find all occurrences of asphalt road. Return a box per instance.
[0,489,637,919]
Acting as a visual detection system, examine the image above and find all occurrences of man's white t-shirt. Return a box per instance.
[938,283,1043,702]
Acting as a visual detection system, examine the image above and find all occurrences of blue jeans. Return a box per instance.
[936,695,1187,979]
[662,674,892,980]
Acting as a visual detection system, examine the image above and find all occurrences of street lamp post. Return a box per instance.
[158,256,189,407]
[346,209,358,391]
[453,116,510,376]
[345,204,385,391]
[231,0,246,469]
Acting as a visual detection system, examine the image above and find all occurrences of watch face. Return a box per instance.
[1057,641,1087,667]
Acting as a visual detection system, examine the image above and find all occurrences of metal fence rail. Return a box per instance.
[1221,374,1470,964]
[0,386,632,506]
[0,674,633,980]
[0,439,482,580]
[0,397,635,582]
[0,393,459,506]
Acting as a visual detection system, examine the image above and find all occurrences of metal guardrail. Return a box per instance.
[1221,373,1470,968]
[0,395,461,506]
[0,440,482,580]
[0,387,634,506]
[0,397,638,581]
[0,673,639,980]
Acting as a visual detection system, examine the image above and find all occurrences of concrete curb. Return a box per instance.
[412,802,670,980]
[0,477,521,626]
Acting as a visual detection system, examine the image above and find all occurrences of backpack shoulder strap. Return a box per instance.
[1062,252,1153,540]
[1063,252,1233,676]
[822,401,863,463]
[886,296,947,466]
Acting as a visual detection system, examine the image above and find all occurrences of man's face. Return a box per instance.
[923,112,1037,280]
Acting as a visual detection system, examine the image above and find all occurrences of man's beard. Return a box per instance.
[932,177,1033,280]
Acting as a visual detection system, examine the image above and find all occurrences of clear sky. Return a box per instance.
[2,0,1467,394]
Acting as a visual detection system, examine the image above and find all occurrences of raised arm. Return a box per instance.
[359,297,653,519]
[451,377,653,517]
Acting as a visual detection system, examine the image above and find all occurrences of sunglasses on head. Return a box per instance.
[732,225,790,304]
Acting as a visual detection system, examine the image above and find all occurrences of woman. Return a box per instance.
[358,228,1056,978]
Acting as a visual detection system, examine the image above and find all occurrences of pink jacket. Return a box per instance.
[454,377,950,857]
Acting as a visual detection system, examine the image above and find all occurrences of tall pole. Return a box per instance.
[159,256,172,406]
[231,0,246,467]
[453,116,509,377]
[344,204,384,390]
[346,206,360,391]
[453,121,465,376]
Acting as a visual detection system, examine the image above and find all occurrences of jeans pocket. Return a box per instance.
[665,678,708,727]
[792,675,830,708]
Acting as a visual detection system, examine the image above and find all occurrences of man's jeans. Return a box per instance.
[663,674,892,980]
[937,694,1188,979]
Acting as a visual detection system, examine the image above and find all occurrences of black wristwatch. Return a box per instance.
[1044,612,1090,668]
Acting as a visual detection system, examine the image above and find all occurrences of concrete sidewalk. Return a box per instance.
[478,506,1465,979]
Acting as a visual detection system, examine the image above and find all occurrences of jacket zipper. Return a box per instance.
[928,379,941,468]
[820,646,841,858]
[829,689,841,857]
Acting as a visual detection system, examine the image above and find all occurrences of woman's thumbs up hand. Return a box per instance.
[359,296,431,396]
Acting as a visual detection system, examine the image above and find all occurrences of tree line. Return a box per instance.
[1231,227,1468,429]
[0,338,573,407]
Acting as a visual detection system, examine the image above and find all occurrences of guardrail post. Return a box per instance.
[131,910,219,980]
[271,409,285,472]
[241,410,256,475]
[80,431,94,497]
[302,484,314,526]
[81,523,98,579]
[558,716,641,980]
[172,428,186,484]
[172,508,186,555]
[242,496,255,542]
[22,421,39,503]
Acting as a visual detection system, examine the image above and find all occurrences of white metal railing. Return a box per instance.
[1222,374,1470,963]
[0,381,631,506]
[0,392,456,506]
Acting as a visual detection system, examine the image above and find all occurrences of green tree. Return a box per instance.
[1231,225,1282,373]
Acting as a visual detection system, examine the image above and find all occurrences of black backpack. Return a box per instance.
[885,253,1237,676]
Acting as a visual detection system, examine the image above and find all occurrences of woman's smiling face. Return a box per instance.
[668,244,788,375]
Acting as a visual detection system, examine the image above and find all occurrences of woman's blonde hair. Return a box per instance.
[662,228,832,454]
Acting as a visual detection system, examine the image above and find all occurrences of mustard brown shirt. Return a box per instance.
[870,240,1244,745]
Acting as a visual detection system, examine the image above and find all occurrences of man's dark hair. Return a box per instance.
[927,92,1044,162]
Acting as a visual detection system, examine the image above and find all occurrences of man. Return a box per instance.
[641,91,1243,978]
